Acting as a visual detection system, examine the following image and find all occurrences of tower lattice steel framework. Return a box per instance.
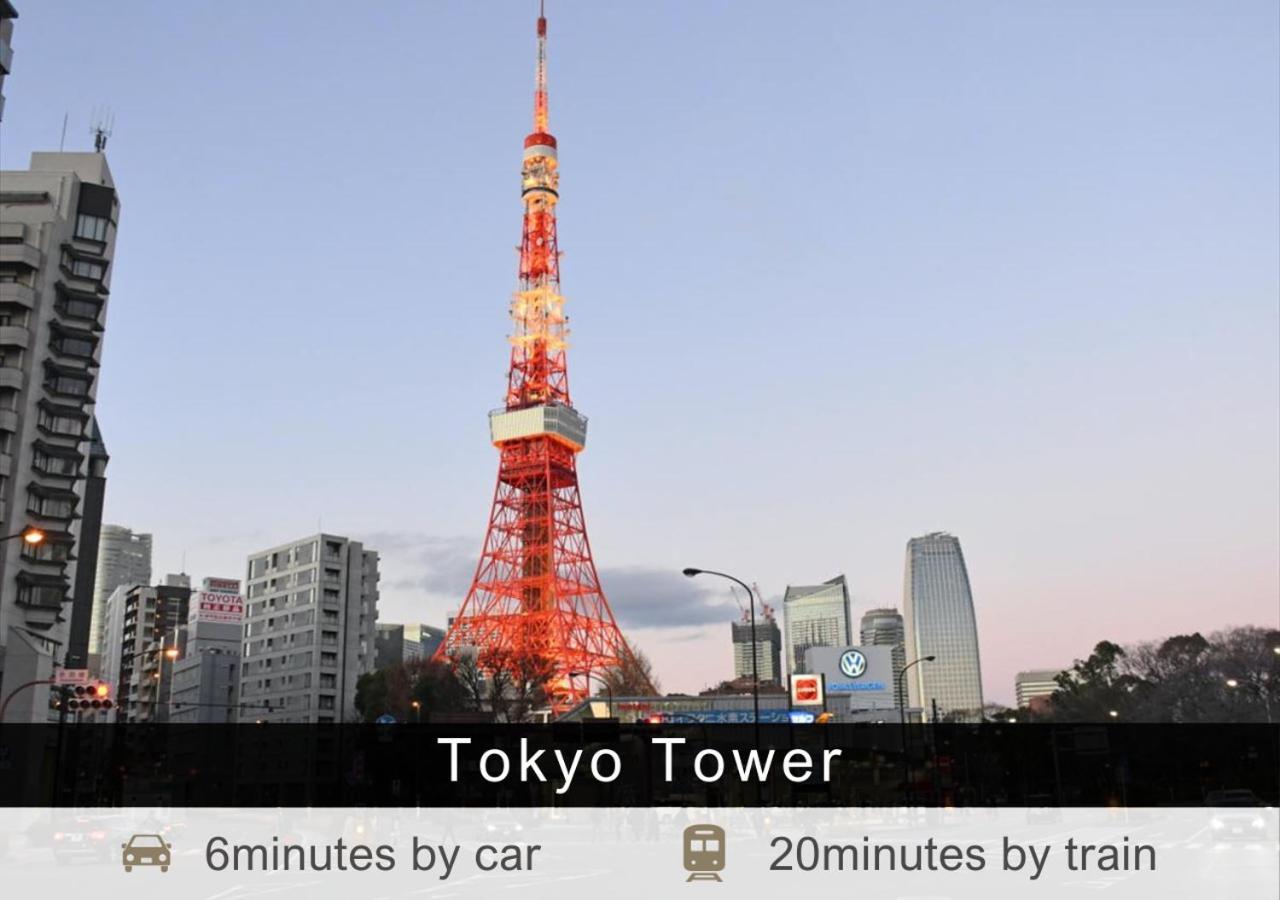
[437,7,638,712]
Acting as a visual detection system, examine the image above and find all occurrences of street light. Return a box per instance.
[898,655,936,801]
[411,700,421,723]
[1226,678,1240,689]
[683,568,760,728]
[1108,709,1119,718]
[569,670,613,720]
[2,526,45,545]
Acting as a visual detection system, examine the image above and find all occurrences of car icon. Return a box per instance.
[121,833,171,872]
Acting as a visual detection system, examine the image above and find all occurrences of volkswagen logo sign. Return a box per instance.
[839,649,867,678]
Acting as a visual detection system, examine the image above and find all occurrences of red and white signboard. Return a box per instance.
[789,673,825,707]
[54,668,90,686]
[190,577,244,625]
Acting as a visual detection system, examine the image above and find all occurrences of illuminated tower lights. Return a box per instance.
[438,6,641,712]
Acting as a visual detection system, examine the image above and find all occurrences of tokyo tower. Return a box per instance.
[437,5,639,712]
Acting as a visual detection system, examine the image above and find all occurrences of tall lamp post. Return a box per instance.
[898,655,936,801]
[570,670,613,720]
[682,568,760,728]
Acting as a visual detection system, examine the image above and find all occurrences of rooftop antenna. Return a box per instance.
[59,112,68,151]
[90,107,114,153]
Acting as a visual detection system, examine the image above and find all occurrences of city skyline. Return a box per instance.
[1,3,1275,704]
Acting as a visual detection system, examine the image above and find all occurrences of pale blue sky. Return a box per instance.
[3,2,1276,702]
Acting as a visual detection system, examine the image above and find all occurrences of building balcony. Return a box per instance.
[0,282,35,309]
[0,243,40,270]
[0,408,18,433]
[0,324,30,349]
[0,367,24,390]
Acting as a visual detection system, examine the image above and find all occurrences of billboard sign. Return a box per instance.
[789,673,825,707]
[805,645,895,706]
[190,577,244,626]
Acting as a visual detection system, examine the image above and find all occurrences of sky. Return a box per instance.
[3,2,1277,704]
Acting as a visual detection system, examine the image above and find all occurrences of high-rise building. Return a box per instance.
[239,534,379,723]
[168,577,243,723]
[783,575,852,675]
[0,2,16,122]
[88,524,152,661]
[100,574,191,723]
[1015,669,1062,710]
[0,151,120,723]
[731,609,782,686]
[375,622,446,670]
[903,532,984,722]
[65,419,108,670]
[860,607,907,708]
[375,623,411,670]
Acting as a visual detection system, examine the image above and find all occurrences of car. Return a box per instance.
[51,815,128,863]
[1206,789,1268,841]
[122,834,171,872]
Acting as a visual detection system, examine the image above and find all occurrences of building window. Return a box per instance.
[51,331,97,360]
[37,408,83,436]
[74,213,110,242]
[45,371,92,398]
[17,583,65,608]
[32,447,82,477]
[21,539,72,563]
[27,491,76,519]
[64,255,106,282]
[56,294,102,322]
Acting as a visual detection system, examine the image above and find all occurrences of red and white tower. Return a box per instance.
[438,6,637,712]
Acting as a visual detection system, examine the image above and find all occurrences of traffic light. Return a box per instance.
[65,680,113,711]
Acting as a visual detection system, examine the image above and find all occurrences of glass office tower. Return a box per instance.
[903,533,984,721]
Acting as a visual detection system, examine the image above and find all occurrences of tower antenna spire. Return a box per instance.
[534,1,549,134]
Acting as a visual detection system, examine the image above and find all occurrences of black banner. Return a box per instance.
[1,723,1275,808]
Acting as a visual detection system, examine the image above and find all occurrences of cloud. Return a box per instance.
[598,566,738,629]
[360,532,478,597]
[362,532,739,633]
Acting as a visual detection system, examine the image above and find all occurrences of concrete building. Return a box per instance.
[0,2,16,122]
[1015,669,1062,710]
[374,622,446,670]
[0,151,120,722]
[65,420,107,670]
[169,577,243,723]
[731,610,782,686]
[100,574,191,722]
[239,534,379,723]
[87,523,151,663]
[415,624,445,660]
[375,623,413,669]
[903,532,984,722]
[860,607,907,709]
[782,575,851,675]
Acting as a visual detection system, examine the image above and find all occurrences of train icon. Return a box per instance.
[682,824,725,882]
